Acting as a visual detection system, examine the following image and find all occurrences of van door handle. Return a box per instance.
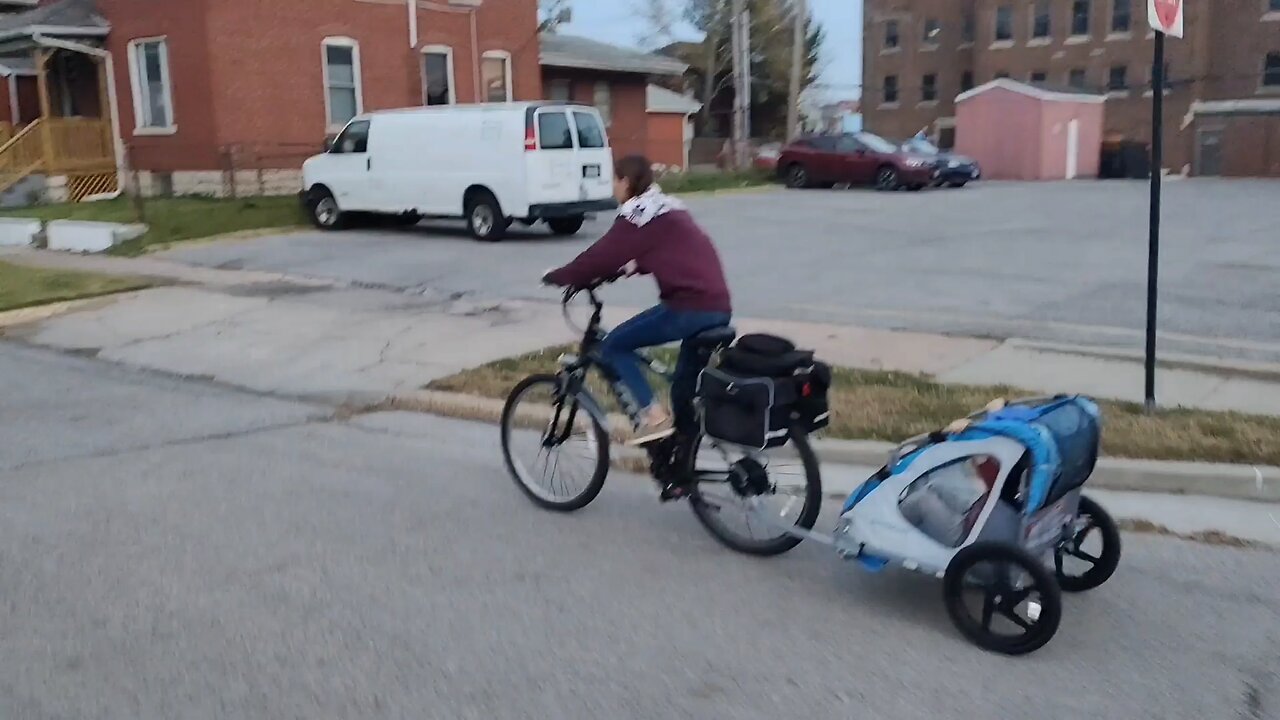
[367,157,372,171]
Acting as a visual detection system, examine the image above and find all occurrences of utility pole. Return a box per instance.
[730,0,751,169]
[786,0,806,141]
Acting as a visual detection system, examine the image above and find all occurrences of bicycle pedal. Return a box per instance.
[659,483,691,502]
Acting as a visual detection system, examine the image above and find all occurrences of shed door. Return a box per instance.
[1195,128,1223,177]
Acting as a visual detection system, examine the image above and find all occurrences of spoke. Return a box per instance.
[1069,548,1100,563]
[999,606,1034,631]
[981,592,996,630]
[1054,551,1064,575]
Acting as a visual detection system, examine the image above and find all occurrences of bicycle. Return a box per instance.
[499,280,824,556]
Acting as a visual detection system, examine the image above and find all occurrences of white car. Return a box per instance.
[301,103,617,241]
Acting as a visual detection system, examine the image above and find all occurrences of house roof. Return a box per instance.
[0,55,34,75]
[0,0,109,40]
[1191,98,1280,117]
[647,84,701,115]
[955,78,1107,105]
[540,34,688,77]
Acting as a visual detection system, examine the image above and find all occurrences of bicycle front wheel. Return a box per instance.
[688,429,823,556]
[501,374,610,512]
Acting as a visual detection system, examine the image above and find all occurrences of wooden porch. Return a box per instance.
[0,46,116,202]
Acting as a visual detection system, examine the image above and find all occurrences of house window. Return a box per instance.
[1265,53,1280,86]
[1069,68,1088,88]
[422,46,454,106]
[1108,65,1128,91]
[1032,0,1051,38]
[593,81,612,126]
[127,37,175,133]
[481,51,512,102]
[1272,0,1280,11]
[322,38,362,130]
[885,20,900,49]
[994,6,1014,41]
[922,73,937,102]
[923,18,940,44]
[961,70,974,91]
[548,79,571,102]
[1111,0,1131,32]
[883,75,899,104]
[995,71,1010,79]
[1072,0,1091,36]
[962,11,975,42]
[1031,70,1048,83]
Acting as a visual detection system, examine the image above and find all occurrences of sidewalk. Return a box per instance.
[6,247,1280,417]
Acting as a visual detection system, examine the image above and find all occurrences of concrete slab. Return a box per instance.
[46,220,147,253]
[0,217,41,247]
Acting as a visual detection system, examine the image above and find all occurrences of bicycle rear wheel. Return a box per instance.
[501,374,610,512]
[688,429,823,556]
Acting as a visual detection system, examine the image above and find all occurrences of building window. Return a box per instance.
[1072,0,1091,36]
[923,18,940,44]
[127,37,175,133]
[962,11,975,42]
[1031,70,1047,83]
[922,73,937,102]
[994,6,1014,41]
[1111,0,1132,32]
[1032,0,1051,38]
[422,46,454,106]
[883,75,899,104]
[995,71,1011,79]
[547,79,571,102]
[1108,65,1128,91]
[322,37,362,130]
[1265,53,1280,86]
[481,51,512,102]
[885,20,900,49]
[592,81,612,126]
[961,70,974,91]
[1272,0,1280,11]
[1069,68,1087,88]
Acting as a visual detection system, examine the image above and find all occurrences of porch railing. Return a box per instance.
[0,117,116,198]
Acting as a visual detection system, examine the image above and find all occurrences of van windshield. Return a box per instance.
[573,111,606,149]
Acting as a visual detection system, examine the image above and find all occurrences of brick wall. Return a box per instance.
[544,68,650,160]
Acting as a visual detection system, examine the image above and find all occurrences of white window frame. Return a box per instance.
[592,81,612,127]
[127,36,176,136]
[481,50,513,103]
[322,36,364,133]
[421,44,456,106]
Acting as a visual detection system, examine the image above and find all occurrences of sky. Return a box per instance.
[562,0,863,101]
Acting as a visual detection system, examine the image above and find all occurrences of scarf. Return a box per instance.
[617,184,686,228]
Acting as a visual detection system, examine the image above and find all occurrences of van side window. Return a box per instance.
[537,112,574,150]
[572,111,606,149]
[331,120,370,154]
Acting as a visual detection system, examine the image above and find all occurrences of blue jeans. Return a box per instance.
[598,305,732,426]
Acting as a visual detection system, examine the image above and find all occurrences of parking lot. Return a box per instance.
[164,178,1280,363]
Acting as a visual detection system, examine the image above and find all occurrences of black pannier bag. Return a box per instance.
[697,334,832,449]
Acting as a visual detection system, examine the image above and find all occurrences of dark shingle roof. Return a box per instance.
[540,34,687,77]
[0,0,109,37]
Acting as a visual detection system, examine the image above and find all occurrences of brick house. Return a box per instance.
[0,0,543,201]
[862,0,1280,177]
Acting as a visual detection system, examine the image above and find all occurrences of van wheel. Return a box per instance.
[308,188,346,230]
[466,191,509,242]
[547,216,585,236]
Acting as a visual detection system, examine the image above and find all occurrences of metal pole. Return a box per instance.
[786,0,806,141]
[1145,31,1165,411]
[739,6,752,167]
[730,0,745,169]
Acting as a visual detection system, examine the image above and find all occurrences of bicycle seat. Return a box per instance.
[687,325,737,350]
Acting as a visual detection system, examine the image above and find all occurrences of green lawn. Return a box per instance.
[428,345,1280,467]
[661,169,776,194]
[0,196,308,256]
[0,260,152,313]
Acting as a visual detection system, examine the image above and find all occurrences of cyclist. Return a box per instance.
[543,154,732,446]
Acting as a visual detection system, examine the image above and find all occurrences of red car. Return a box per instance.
[777,131,939,191]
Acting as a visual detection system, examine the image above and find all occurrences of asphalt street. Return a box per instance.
[162,179,1280,362]
[2,341,1278,718]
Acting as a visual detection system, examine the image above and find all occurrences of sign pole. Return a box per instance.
[1144,30,1165,412]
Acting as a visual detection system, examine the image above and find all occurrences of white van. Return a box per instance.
[300,102,617,241]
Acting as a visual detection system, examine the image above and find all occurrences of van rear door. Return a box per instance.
[569,109,613,202]
[527,107,579,206]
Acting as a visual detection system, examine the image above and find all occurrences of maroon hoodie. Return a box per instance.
[544,208,732,314]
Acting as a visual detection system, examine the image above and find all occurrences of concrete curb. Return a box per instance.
[396,389,1280,504]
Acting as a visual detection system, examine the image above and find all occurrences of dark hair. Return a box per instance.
[614,155,654,199]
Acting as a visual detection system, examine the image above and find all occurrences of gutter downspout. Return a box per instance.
[32,34,126,190]
[470,10,480,102]
[406,0,417,48]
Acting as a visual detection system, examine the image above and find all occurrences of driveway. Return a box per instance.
[162,179,1280,362]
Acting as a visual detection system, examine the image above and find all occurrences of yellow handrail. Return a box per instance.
[45,118,114,172]
[0,119,47,194]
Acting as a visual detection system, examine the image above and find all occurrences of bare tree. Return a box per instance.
[539,0,573,33]
[631,0,680,48]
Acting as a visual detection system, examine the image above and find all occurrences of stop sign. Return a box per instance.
[1148,0,1184,38]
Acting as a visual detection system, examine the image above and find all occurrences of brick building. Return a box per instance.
[862,0,1280,176]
